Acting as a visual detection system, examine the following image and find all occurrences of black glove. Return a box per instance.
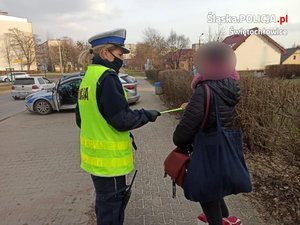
[146,110,161,122]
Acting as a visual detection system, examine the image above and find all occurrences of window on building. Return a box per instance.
[293,55,296,60]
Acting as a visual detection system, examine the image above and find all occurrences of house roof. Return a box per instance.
[223,34,248,50]
[280,47,300,63]
[223,27,285,53]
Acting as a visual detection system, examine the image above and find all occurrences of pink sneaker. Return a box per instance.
[222,216,242,225]
[197,213,242,225]
[197,213,208,224]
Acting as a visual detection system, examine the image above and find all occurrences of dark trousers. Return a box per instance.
[200,198,229,225]
[91,175,127,225]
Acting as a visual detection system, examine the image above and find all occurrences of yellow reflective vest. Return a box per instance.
[78,65,133,177]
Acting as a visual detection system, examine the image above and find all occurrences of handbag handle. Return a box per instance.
[200,84,211,129]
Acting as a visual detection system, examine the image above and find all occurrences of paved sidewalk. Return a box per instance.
[0,77,266,225]
[0,109,93,225]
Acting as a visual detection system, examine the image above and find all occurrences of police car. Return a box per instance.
[25,74,81,115]
[25,72,139,115]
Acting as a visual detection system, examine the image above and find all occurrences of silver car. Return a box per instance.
[118,73,140,104]
[0,72,30,82]
[11,77,55,100]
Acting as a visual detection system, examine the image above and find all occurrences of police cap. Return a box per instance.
[88,28,130,54]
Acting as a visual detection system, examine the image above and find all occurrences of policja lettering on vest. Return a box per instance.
[78,87,88,100]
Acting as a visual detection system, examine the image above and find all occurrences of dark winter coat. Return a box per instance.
[173,78,240,149]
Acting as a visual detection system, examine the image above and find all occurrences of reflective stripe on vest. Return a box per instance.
[78,65,133,177]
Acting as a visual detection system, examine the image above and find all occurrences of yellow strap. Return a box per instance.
[81,152,133,168]
[81,137,131,151]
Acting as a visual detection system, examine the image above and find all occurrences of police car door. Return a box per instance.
[43,78,55,90]
[53,79,61,111]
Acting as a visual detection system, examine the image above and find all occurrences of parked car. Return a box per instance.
[25,72,139,115]
[61,71,85,81]
[11,77,55,100]
[119,73,137,83]
[118,73,140,104]
[0,72,30,82]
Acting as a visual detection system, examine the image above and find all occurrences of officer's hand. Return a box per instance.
[146,110,161,122]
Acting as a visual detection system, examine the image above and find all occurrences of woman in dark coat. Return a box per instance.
[173,42,241,225]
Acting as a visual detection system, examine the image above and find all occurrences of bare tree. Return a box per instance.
[76,40,90,52]
[131,43,153,70]
[59,37,91,72]
[47,43,58,72]
[35,38,89,73]
[143,27,165,47]
[128,27,168,70]
[131,28,191,70]
[35,41,49,72]
[6,28,38,72]
[166,30,190,69]
[60,37,82,72]
[206,26,226,42]
[49,38,88,72]
[44,39,66,73]
[1,34,14,72]
[75,40,90,70]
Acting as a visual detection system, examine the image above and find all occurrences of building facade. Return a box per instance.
[223,28,285,71]
[37,39,65,72]
[0,12,37,72]
[281,47,300,65]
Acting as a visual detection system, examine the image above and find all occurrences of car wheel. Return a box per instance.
[12,96,19,100]
[34,100,53,115]
[4,78,9,82]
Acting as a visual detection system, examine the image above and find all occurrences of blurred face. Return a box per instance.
[194,43,236,76]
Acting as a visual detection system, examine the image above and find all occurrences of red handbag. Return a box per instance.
[163,84,211,197]
[164,147,189,187]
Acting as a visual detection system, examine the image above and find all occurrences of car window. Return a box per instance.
[121,75,135,83]
[59,79,82,92]
[67,79,81,91]
[43,78,51,84]
[58,78,82,104]
[37,78,45,84]
[118,77,126,84]
[13,78,34,85]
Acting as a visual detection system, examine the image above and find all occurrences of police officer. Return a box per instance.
[75,28,160,225]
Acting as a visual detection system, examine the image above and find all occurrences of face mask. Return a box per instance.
[108,50,123,72]
[112,57,123,72]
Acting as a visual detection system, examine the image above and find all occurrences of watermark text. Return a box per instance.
[207,12,288,25]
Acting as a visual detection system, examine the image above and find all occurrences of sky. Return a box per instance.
[1,0,299,48]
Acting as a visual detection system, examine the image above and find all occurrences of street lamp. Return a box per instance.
[199,33,204,50]
[57,39,63,75]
